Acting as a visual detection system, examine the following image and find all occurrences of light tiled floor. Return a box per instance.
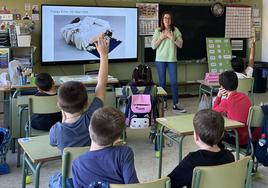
[0,93,268,188]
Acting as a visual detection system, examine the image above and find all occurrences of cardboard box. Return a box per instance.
[17,35,31,47]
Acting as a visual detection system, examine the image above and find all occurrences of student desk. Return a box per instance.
[156,114,244,178]
[0,75,119,150]
[197,80,220,107]
[198,78,254,107]
[18,135,61,188]
[11,74,119,97]
[115,87,167,117]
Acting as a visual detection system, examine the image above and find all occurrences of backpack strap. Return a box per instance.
[261,105,268,135]
[122,86,127,96]
[143,85,159,119]
[143,86,152,95]
[130,86,139,95]
[149,86,158,119]
[150,85,157,98]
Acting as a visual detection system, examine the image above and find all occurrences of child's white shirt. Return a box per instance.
[235,66,253,79]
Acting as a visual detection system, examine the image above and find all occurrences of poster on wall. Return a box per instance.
[206,38,232,73]
[32,5,39,20]
[251,6,261,41]
[136,3,158,35]
[225,6,252,38]
[144,36,152,48]
[25,3,31,11]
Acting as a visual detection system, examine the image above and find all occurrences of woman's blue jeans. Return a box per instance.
[155,62,178,105]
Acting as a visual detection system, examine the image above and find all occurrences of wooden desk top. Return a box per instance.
[1,75,119,90]
[115,86,167,97]
[156,114,244,136]
[0,85,11,91]
[18,135,61,163]
[53,75,119,85]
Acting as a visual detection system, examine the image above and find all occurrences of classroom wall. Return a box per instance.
[1,0,263,81]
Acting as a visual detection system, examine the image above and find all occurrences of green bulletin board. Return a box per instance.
[206,38,232,73]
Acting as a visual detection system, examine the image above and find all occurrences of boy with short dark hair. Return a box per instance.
[49,36,109,152]
[72,107,139,187]
[31,73,62,131]
[213,70,260,146]
[168,109,234,188]
[35,73,54,92]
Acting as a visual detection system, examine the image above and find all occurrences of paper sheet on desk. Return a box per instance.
[59,75,93,83]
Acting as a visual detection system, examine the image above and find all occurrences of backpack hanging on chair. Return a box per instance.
[0,128,11,175]
[125,86,155,129]
[255,105,268,166]
[88,181,109,188]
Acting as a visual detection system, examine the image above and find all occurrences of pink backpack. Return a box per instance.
[125,86,153,129]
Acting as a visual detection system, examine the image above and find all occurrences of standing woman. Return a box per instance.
[152,11,186,113]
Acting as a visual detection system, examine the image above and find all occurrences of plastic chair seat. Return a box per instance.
[192,157,253,188]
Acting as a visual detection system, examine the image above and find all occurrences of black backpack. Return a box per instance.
[255,105,268,166]
[88,181,109,188]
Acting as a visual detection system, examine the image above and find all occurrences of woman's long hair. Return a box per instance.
[160,11,175,32]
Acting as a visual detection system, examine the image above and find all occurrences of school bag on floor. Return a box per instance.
[198,94,209,111]
[125,86,155,129]
[255,105,268,166]
[0,128,11,175]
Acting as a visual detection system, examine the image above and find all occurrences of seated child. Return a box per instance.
[231,38,256,79]
[30,73,62,131]
[168,109,234,188]
[72,107,139,187]
[213,70,260,146]
[126,64,154,87]
[49,36,109,152]
[122,64,156,100]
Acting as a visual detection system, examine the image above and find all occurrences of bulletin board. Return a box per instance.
[206,38,232,73]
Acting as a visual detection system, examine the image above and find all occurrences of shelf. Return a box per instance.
[0,46,33,68]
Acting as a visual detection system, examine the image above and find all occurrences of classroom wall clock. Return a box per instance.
[211,2,225,17]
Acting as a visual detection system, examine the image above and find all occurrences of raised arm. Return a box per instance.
[248,38,256,68]
[95,36,109,102]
